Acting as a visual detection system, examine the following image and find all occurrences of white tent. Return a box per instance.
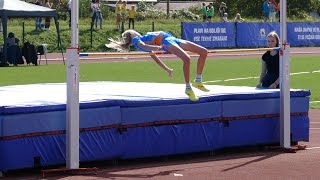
[0,0,61,66]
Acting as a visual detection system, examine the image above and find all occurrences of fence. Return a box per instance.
[181,22,320,48]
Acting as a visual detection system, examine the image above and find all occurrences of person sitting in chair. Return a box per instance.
[7,32,19,47]
[7,32,23,66]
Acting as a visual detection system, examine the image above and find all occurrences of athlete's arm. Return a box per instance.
[150,55,173,77]
[136,41,162,51]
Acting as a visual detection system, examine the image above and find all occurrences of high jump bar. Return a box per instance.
[79,47,281,57]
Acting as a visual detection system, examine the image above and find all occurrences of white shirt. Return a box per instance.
[91,3,99,12]
[68,0,72,10]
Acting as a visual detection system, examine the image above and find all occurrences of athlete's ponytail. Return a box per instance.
[106,30,137,52]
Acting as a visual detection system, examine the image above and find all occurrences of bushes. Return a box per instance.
[57,0,111,19]
[135,1,200,21]
[213,0,320,19]
[55,0,320,21]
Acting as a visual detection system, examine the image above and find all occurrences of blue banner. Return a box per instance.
[182,22,236,48]
[236,22,280,47]
[288,22,320,46]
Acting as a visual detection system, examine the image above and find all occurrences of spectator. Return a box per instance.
[90,0,97,30]
[263,0,270,22]
[222,13,229,22]
[35,0,43,30]
[7,32,23,66]
[95,0,103,29]
[121,1,127,26]
[44,0,52,30]
[206,3,214,22]
[234,13,244,23]
[219,2,227,22]
[277,2,280,21]
[257,31,280,89]
[106,30,210,101]
[7,32,19,47]
[269,0,277,22]
[115,0,122,31]
[128,5,137,29]
[202,2,207,22]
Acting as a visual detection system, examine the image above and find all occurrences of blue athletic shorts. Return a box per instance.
[161,36,182,52]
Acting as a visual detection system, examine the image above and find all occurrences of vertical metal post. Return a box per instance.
[66,0,80,169]
[279,0,290,148]
[22,22,25,44]
[90,22,93,48]
[152,22,154,32]
[121,21,125,33]
[166,0,170,18]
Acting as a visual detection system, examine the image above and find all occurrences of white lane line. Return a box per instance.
[310,122,320,124]
[224,77,255,81]
[291,72,310,75]
[310,128,320,130]
[306,147,320,150]
[203,70,320,84]
[203,80,223,83]
[310,101,320,104]
[173,173,184,177]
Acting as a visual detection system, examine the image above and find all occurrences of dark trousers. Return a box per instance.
[262,73,279,88]
[129,18,135,29]
[45,17,51,28]
[7,45,23,65]
[91,12,96,30]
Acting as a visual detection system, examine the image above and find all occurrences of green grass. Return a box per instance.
[3,17,320,53]
[0,55,319,108]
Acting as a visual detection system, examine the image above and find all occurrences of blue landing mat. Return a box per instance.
[0,82,310,171]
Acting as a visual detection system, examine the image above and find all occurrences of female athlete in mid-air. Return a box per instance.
[106,30,210,101]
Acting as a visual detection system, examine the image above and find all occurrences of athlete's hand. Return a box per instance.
[156,45,163,51]
[256,83,262,88]
[269,83,277,89]
[168,69,173,77]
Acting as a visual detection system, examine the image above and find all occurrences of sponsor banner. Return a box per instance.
[182,22,236,48]
[288,22,320,46]
[236,22,280,47]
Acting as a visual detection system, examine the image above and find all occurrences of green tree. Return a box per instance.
[211,0,320,19]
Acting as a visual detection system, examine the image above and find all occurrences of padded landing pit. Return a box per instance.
[0,82,310,171]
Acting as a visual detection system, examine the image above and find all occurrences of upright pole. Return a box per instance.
[279,0,291,148]
[121,21,125,33]
[166,0,170,18]
[22,22,25,44]
[90,22,93,48]
[66,0,80,169]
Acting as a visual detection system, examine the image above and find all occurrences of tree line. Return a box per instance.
[56,0,320,19]
[206,0,320,18]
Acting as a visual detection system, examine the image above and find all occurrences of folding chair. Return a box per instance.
[37,44,48,65]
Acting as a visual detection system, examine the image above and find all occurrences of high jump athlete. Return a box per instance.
[106,30,210,101]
